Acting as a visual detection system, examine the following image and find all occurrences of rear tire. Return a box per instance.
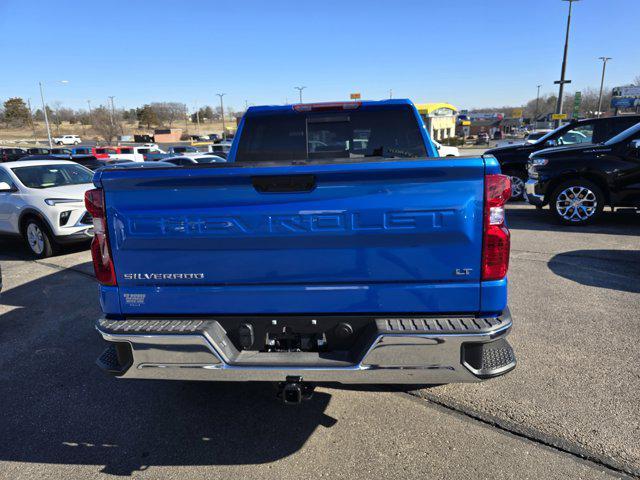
[550,179,604,225]
[22,218,57,258]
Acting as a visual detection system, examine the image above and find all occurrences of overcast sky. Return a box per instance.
[1,0,638,112]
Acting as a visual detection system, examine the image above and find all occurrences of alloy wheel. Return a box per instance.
[26,223,45,255]
[555,186,598,222]
[509,176,525,199]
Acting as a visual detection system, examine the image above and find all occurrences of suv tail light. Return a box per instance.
[84,188,117,285]
[482,174,511,281]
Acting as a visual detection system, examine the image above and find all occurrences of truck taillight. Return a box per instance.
[85,188,117,285]
[293,102,361,112]
[482,174,511,281]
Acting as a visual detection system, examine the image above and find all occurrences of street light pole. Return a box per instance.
[294,86,306,103]
[39,81,53,148]
[108,96,116,125]
[554,0,579,127]
[216,93,226,139]
[534,84,542,127]
[87,100,93,122]
[597,57,612,118]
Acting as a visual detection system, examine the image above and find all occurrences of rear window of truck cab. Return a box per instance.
[235,105,427,162]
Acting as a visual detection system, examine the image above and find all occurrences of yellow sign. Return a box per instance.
[512,108,523,118]
[551,113,568,120]
[350,93,361,100]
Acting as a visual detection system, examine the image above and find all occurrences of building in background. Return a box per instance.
[153,128,183,143]
[467,112,504,139]
[415,103,458,141]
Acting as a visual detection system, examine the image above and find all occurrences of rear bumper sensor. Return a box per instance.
[95,309,515,384]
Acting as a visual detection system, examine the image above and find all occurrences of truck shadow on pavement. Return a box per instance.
[0,266,336,476]
[548,249,640,293]
[506,205,640,236]
[0,235,91,261]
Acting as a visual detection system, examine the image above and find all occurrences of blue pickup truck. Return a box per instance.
[87,99,515,403]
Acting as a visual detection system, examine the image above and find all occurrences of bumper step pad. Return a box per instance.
[462,338,516,378]
[98,310,511,337]
[96,342,132,376]
[375,314,509,334]
[98,319,209,334]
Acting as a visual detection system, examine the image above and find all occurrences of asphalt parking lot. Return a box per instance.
[0,204,638,479]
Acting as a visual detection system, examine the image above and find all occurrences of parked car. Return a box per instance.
[495,138,526,148]
[525,121,640,225]
[432,140,459,157]
[207,142,231,158]
[89,99,515,402]
[475,132,490,145]
[168,145,200,155]
[1,147,28,162]
[93,147,118,159]
[72,146,90,155]
[163,155,226,166]
[26,147,52,155]
[107,146,148,163]
[485,116,640,200]
[19,154,122,171]
[52,135,81,145]
[50,147,73,156]
[208,133,220,142]
[524,131,553,144]
[0,160,95,257]
[94,161,177,172]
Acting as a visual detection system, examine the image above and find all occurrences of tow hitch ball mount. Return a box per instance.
[277,376,315,405]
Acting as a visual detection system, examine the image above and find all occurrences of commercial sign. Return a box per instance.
[572,92,582,118]
[511,108,523,118]
[611,85,640,109]
[350,93,361,100]
[612,86,640,97]
[611,97,640,108]
[551,113,568,120]
[468,112,504,121]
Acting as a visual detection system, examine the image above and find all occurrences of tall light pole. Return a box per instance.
[597,57,612,118]
[108,96,116,125]
[534,84,542,127]
[216,93,226,139]
[86,100,93,123]
[294,86,306,103]
[38,80,68,148]
[554,0,580,127]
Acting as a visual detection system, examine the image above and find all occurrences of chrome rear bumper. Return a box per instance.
[95,311,515,384]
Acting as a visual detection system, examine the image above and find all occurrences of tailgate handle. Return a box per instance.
[252,174,316,193]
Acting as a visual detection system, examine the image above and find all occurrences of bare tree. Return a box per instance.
[148,102,186,127]
[165,102,186,127]
[92,106,119,142]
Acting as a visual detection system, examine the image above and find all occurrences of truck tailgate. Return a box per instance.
[99,158,485,315]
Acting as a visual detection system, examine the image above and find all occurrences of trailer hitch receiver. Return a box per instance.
[278,376,315,405]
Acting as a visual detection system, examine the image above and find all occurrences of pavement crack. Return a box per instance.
[404,390,638,478]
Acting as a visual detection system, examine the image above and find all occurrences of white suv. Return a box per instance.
[0,160,95,257]
[53,134,81,145]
